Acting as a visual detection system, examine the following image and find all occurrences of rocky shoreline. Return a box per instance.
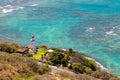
[86,57,110,73]
[62,48,110,73]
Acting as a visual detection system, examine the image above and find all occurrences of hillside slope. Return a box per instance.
[0,41,119,80]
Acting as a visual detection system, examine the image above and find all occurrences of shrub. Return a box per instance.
[44,60,53,65]
[49,51,64,65]
[69,53,87,63]
[68,48,75,56]
[26,54,33,57]
[37,64,51,75]
[91,71,100,78]
[19,72,34,78]
[85,67,93,75]
[0,52,41,79]
[61,58,68,66]
[71,62,85,73]
[0,75,12,80]
[26,59,39,72]
[84,60,97,71]
[0,41,20,53]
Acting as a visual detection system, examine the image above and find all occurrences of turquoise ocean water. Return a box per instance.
[0,0,120,75]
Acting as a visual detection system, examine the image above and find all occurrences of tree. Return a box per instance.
[49,51,64,65]
[71,62,85,73]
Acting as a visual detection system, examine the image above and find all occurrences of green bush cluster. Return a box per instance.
[45,48,98,76]
[68,52,97,74]
[46,50,70,66]
[26,53,33,57]
[49,51,64,65]
[44,48,120,80]
[83,60,97,71]
[65,48,75,56]
[71,62,85,73]
[37,64,51,75]
[68,53,120,80]
[0,41,20,53]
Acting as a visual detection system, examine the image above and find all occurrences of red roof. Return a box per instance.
[27,44,32,49]
[17,48,28,53]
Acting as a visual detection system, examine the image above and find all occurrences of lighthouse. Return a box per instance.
[30,34,36,50]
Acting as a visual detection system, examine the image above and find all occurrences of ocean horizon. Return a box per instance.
[0,0,120,76]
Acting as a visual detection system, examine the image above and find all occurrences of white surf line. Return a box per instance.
[30,4,38,6]
[85,57,110,73]
[0,4,25,13]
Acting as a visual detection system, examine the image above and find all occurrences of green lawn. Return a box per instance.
[33,48,47,60]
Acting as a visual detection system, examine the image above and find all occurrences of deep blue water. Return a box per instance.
[0,0,120,75]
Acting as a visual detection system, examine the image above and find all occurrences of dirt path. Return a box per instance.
[38,62,75,75]
[38,62,98,80]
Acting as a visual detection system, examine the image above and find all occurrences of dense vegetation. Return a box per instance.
[39,46,120,80]
[0,41,119,80]
[0,41,20,53]
[42,47,97,72]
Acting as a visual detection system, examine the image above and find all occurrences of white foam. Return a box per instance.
[2,8,14,13]
[1,5,24,13]
[0,5,13,13]
[19,7,24,9]
[106,30,117,36]
[86,27,96,32]
[4,5,13,8]
[30,4,38,6]
[112,27,116,29]
[106,31,114,35]
[89,27,95,30]
[15,6,24,11]
[85,57,110,73]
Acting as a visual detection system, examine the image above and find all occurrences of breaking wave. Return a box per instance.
[0,5,24,13]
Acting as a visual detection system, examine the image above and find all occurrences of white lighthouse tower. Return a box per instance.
[31,34,36,50]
